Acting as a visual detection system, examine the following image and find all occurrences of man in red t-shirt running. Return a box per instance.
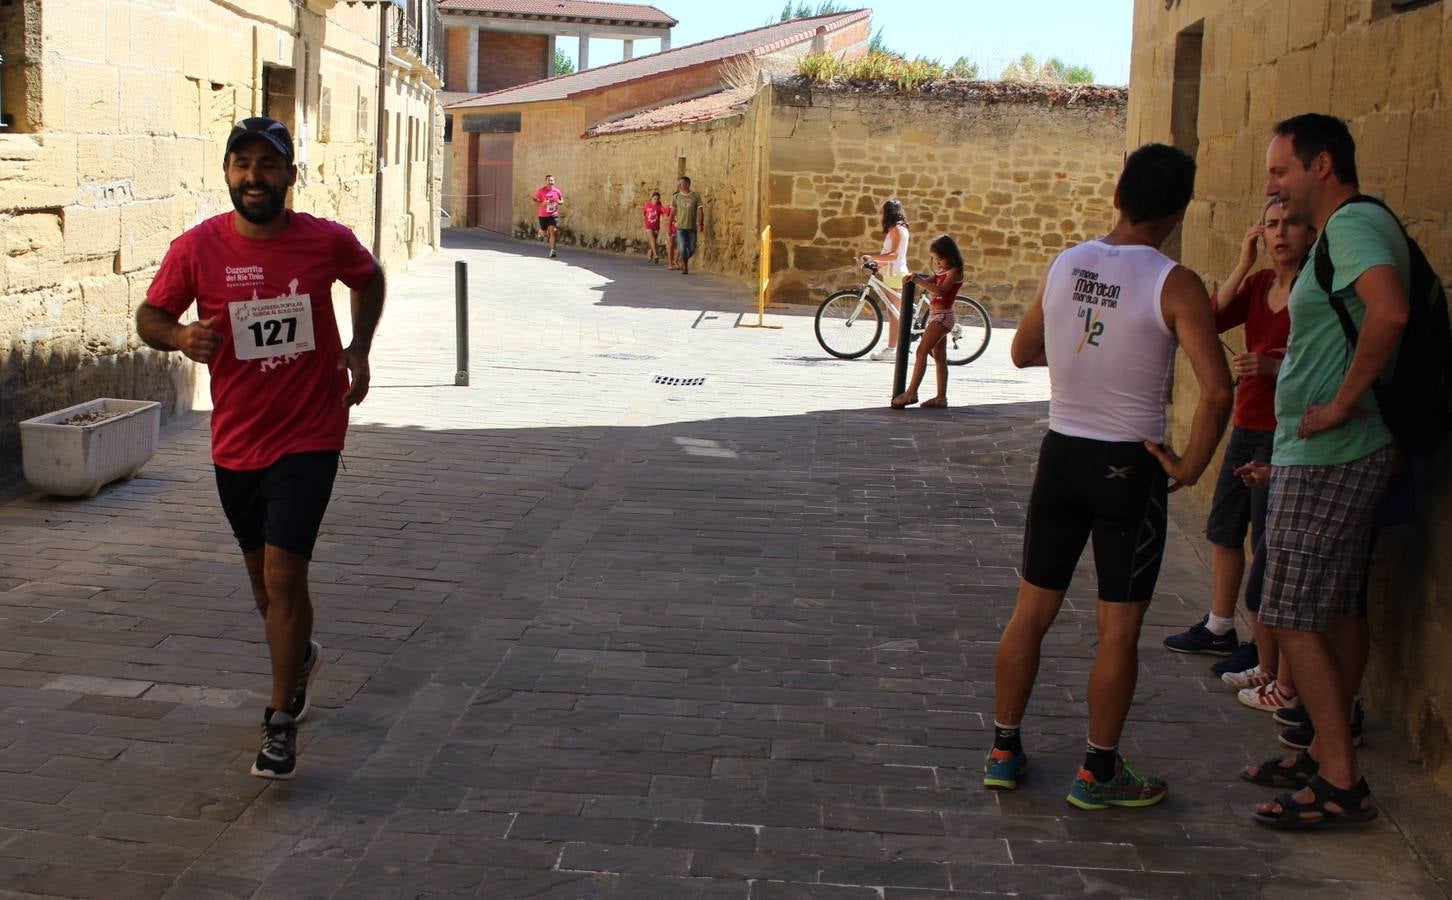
[136,117,386,780]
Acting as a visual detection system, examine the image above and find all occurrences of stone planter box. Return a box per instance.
[20,399,162,498]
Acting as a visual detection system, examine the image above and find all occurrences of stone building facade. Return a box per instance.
[444,10,873,244]
[0,0,444,487]
[1130,0,1452,790]
[454,77,1126,320]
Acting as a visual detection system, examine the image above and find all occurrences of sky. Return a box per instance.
[559,0,1135,86]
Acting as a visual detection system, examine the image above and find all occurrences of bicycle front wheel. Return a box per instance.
[815,289,884,359]
[946,297,992,365]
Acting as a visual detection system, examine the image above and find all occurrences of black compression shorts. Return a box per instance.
[215,451,340,560]
[1021,430,1169,603]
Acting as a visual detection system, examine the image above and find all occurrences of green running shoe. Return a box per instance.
[1066,757,1167,810]
[983,747,1029,790]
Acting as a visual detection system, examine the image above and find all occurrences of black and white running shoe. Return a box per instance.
[290,639,323,722]
[251,709,298,780]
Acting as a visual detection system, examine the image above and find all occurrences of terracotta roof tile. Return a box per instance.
[439,0,677,26]
[444,9,869,110]
[585,85,755,136]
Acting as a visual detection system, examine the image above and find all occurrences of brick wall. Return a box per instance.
[445,26,472,93]
[477,32,548,95]
[1129,0,1452,793]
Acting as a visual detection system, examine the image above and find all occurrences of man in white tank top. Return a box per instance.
[984,144,1233,811]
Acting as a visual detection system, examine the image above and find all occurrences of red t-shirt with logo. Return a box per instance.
[1215,268,1290,431]
[643,201,662,231]
[146,212,379,470]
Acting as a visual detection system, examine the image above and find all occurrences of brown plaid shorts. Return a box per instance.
[1259,444,1395,632]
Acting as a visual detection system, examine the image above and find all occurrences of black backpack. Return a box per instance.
[1313,195,1452,457]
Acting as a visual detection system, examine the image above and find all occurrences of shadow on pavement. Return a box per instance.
[1,398,1447,896]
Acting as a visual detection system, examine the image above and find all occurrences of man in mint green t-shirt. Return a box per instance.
[1245,114,1410,830]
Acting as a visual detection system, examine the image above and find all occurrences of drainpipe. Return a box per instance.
[373,2,391,258]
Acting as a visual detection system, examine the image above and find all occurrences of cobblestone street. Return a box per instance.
[0,230,1448,898]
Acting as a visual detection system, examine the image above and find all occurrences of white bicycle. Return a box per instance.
[813,261,992,364]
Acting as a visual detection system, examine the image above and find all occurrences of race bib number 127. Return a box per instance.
[229,294,316,361]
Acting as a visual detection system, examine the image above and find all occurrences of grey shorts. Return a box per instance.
[1259,445,1395,632]
[1204,426,1274,548]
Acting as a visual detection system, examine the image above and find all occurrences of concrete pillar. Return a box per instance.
[547,35,557,77]
[578,31,591,70]
[466,26,479,93]
[661,30,671,51]
[622,39,634,60]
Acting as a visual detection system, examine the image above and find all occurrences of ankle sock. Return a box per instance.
[1084,741,1118,783]
[992,721,1023,756]
[1206,614,1235,636]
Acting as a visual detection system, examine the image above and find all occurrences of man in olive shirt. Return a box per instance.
[1246,113,1410,829]
[672,175,704,275]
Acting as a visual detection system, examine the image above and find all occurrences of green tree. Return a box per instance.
[1001,53,1094,84]
[946,56,980,79]
[867,26,899,57]
[776,1,849,22]
[553,49,575,76]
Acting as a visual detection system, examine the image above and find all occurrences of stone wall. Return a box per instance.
[762,80,1127,317]
[1129,0,1452,792]
[0,0,442,488]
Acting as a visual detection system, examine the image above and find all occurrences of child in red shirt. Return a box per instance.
[892,234,965,410]
[643,192,664,264]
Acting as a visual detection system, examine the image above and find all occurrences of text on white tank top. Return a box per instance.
[1042,239,1178,444]
[880,225,909,276]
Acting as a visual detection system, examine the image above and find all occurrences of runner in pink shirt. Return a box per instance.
[534,174,564,258]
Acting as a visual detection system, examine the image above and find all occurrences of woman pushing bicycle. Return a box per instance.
[891,234,964,410]
[859,200,911,361]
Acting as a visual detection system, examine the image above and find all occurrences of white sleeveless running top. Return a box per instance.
[880,224,909,276]
[1042,239,1178,444]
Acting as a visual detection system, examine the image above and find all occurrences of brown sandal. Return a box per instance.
[890,392,918,409]
[920,397,948,408]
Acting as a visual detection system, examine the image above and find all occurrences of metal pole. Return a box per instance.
[892,280,916,397]
[454,259,469,386]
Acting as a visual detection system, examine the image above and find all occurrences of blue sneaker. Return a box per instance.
[983,747,1029,790]
[1211,641,1259,676]
[1164,615,1237,656]
[1066,757,1167,810]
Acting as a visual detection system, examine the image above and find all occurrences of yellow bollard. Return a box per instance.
[738,225,782,329]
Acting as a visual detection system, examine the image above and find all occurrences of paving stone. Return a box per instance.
[0,232,1446,898]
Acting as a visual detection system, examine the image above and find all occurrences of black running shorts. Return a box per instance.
[214,451,340,559]
[538,215,558,230]
[1021,430,1169,603]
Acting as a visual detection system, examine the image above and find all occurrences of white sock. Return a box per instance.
[1206,614,1235,636]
